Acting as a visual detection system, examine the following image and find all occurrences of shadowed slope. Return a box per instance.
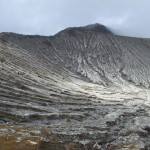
[1,23,150,88]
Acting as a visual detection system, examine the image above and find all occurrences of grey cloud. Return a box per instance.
[0,0,150,38]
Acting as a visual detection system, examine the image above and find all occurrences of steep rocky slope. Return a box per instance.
[0,24,150,150]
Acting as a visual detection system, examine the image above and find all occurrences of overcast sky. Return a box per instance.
[0,0,150,38]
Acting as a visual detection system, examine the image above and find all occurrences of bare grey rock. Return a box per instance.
[0,24,150,149]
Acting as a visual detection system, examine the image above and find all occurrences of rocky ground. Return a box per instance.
[0,24,150,150]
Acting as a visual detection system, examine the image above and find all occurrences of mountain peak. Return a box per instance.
[56,23,113,36]
[83,23,112,34]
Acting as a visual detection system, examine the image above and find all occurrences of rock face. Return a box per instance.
[0,23,150,149]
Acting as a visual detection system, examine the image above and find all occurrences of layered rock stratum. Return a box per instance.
[0,24,150,150]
